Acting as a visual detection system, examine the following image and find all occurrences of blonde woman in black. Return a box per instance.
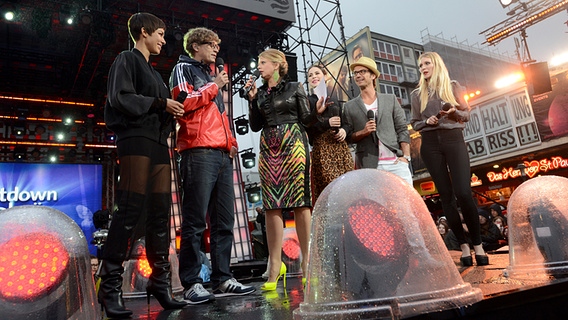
[410,52,488,267]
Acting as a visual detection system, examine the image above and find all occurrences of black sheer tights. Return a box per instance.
[117,155,171,195]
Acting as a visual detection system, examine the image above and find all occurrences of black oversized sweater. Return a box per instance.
[104,48,172,145]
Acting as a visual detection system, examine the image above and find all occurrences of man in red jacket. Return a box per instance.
[169,27,255,304]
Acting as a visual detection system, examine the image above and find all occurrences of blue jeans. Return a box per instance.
[178,148,235,288]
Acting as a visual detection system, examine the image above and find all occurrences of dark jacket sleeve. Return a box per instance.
[309,95,334,133]
[106,52,156,117]
[248,98,264,132]
[295,82,317,127]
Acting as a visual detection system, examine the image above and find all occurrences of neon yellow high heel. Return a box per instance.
[302,277,306,288]
[261,262,286,291]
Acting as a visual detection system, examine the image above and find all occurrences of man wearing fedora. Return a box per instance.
[343,57,412,184]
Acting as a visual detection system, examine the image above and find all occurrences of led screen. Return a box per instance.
[0,162,103,256]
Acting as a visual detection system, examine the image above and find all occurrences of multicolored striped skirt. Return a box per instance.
[259,123,312,210]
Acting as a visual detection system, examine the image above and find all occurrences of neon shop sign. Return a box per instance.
[487,156,568,182]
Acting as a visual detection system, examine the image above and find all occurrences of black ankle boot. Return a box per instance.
[146,255,188,309]
[97,260,133,318]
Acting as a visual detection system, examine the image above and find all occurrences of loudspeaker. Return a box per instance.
[285,53,298,82]
[525,62,552,96]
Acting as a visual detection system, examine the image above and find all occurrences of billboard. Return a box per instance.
[0,163,103,256]
[319,27,373,102]
[464,87,542,161]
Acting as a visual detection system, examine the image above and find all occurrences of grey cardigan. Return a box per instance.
[344,93,410,169]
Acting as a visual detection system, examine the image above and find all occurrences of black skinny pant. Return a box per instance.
[420,129,482,247]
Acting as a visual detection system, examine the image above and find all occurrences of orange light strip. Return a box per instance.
[0,140,77,147]
[0,95,94,107]
[486,0,568,44]
[0,115,86,124]
[83,143,117,149]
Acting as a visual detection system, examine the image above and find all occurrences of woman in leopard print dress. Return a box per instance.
[306,65,354,202]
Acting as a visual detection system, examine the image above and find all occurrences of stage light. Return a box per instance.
[47,149,59,162]
[63,116,74,125]
[13,146,26,160]
[495,72,524,89]
[0,206,99,319]
[483,0,568,45]
[294,169,483,319]
[13,122,25,136]
[1,4,16,21]
[246,185,261,203]
[173,27,184,41]
[499,0,517,7]
[119,237,183,298]
[4,11,14,21]
[240,148,256,169]
[249,58,257,70]
[550,52,568,67]
[92,150,104,162]
[55,131,66,141]
[505,176,568,279]
[79,10,92,25]
[105,130,116,143]
[234,116,249,135]
[282,228,302,274]
[464,90,481,102]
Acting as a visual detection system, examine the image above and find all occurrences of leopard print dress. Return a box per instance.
[311,129,354,201]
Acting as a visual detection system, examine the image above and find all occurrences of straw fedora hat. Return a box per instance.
[350,56,380,77]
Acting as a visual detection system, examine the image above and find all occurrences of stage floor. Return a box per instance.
[115,249,567,319]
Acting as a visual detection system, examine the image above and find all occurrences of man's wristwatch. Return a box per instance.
[404,155,411,161]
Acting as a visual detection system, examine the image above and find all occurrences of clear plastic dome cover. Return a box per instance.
[293,169,482,319]
[122,237,183,298]
[0,205,99,319]
[505,175,568,279]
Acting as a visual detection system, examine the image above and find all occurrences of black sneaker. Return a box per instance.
[183,283,215,304]
[213,278,256,297]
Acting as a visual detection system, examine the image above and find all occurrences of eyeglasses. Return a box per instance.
[353,69,369,76]
[200,41,220,50]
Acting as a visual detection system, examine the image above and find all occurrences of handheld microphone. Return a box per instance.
[330,104,340,133]
[176,91,188,104]
[239,70,261,98]
[216,57,227,91]
[162,91,187,130]
[367,109,375,122]
[216,57,225,74]
[436,102,452,119]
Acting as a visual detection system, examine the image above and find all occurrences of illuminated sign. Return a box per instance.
[465,88,541,160]
[0,163,103,255]
[486,156,568,182]
[420,181,435,193]
[471,174,482,186]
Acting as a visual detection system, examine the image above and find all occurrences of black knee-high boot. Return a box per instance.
[145,193,187,309]
[146,255,188,309]
[98,191,147,318]
[98,260,133,318]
